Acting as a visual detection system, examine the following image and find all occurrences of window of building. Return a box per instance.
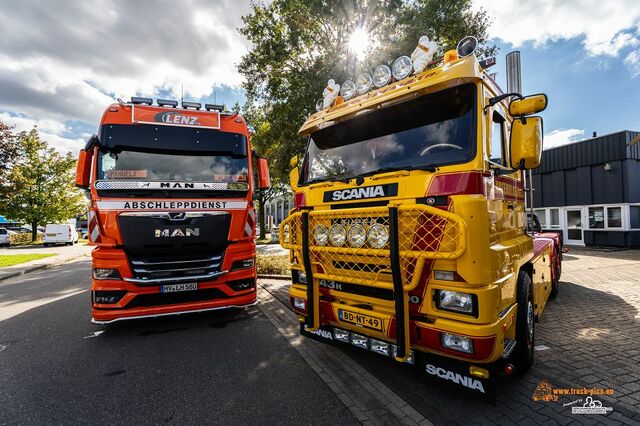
[607,207,622,228]
[533,209,547,228]
[588,207,605,229]
[490,111,505,165]
[631,206,640,229]
[549,209,560,228]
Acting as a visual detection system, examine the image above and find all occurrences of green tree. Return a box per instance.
[0,121,19,191]
[238,0,496,182]
[2,128,85,241]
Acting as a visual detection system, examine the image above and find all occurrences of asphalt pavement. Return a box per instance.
[0,259,356,425]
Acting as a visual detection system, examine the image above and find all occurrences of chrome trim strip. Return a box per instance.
[123,270,228,284]
[119,211,228,218]
[132,264,220,274]
[130,255,222,266]
[91,300,258,324]
[94,180,248,191]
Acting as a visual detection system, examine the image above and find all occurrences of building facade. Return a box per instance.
[263,191,293,229]
[532,130,640,247]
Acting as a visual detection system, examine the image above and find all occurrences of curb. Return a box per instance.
[0,253,90,282]
[257,274,290,280]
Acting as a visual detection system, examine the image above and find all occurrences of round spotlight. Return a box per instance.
[392,56,413,80]
[347,224,367,248]
[456,36,478,58]
[315,99,324,112]
[340,80,357,100]
[329,224,347,247]
[355,73,373,94]
[313,224,329,246]
[367,223,389,249]
[373,64,392,88]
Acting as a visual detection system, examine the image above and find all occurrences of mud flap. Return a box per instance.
[416,352,497,404]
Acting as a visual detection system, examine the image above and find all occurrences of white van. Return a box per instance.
[43,224,79,247]
[0,228,9,247]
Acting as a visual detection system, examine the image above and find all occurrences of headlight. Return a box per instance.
[347,224,366,247]
[392,55,413,80]
[313,224,329,246]
[367,223,389,248]
[93,268,121,280]
[441,332,474,354]
[282,224,290,243]
[329,224,347,246]
[315,99,324,112]
[356,73,373,94]
[373,64,391,87]
[436,290,475,315]
[340,80,356,100]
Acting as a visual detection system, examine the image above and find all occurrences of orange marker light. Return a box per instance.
[444,49,459,63]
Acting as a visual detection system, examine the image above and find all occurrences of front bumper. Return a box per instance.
[290,285,516,364]
[90,242,257,323]
[92,300,258,324]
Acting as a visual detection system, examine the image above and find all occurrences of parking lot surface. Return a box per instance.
[261,248,640,425]
[1,248,638,424]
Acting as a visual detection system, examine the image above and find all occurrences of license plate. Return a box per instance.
[338,309,383,331]
[160,283,198,293]
[46,233,56,237]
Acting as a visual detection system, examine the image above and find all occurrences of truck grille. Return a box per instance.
[279,204,466,290]
[129,254,222,282]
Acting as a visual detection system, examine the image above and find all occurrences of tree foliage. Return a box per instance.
[0,120,19,190]
[2,128,85,241]
[238,0,496,182]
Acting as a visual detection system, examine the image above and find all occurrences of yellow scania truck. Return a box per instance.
[279,37,562,397]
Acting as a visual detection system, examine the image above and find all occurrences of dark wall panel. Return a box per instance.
[576,167,592,205]
[591,160,623,204]
[533,174,543,206]
[551,171,565,206]
[623,159,640,203]
[565,169,579,206]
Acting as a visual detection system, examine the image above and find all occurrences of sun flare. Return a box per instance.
[348,28,369,60]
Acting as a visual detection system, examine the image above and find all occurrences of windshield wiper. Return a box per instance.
[347,164,438,180]
[305,176,352,186]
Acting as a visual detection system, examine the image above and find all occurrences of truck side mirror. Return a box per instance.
[509,94,547,116]
[257,157,271,190]
[510,116,543,169]
[75,149,92,189]
[289,155,300,191]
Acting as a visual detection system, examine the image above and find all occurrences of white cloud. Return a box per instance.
[474,0,640,56]
[0,112,85,154]
[624,50,640,77]
[0,0,251,127]
[544,128,585,150]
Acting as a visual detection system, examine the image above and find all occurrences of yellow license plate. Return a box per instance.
[338,309,383,331]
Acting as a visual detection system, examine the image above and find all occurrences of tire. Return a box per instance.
[510,269,535,373]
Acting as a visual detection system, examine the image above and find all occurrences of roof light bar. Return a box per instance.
[205,103,224,112]
[131,97,153,105]
[157,99,178,107]
[182,101,201,110]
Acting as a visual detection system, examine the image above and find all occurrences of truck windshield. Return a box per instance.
[302,84,476,184]
[95,124,250,197]
[98,150,249,183]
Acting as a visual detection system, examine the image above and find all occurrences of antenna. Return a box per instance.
[181,84,184,104]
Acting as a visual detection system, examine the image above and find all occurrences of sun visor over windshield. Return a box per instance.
[98,124,248,157]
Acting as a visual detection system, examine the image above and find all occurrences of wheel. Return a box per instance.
[510,269,535,373]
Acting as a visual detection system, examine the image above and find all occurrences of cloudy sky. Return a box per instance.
[0,0,639,152]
